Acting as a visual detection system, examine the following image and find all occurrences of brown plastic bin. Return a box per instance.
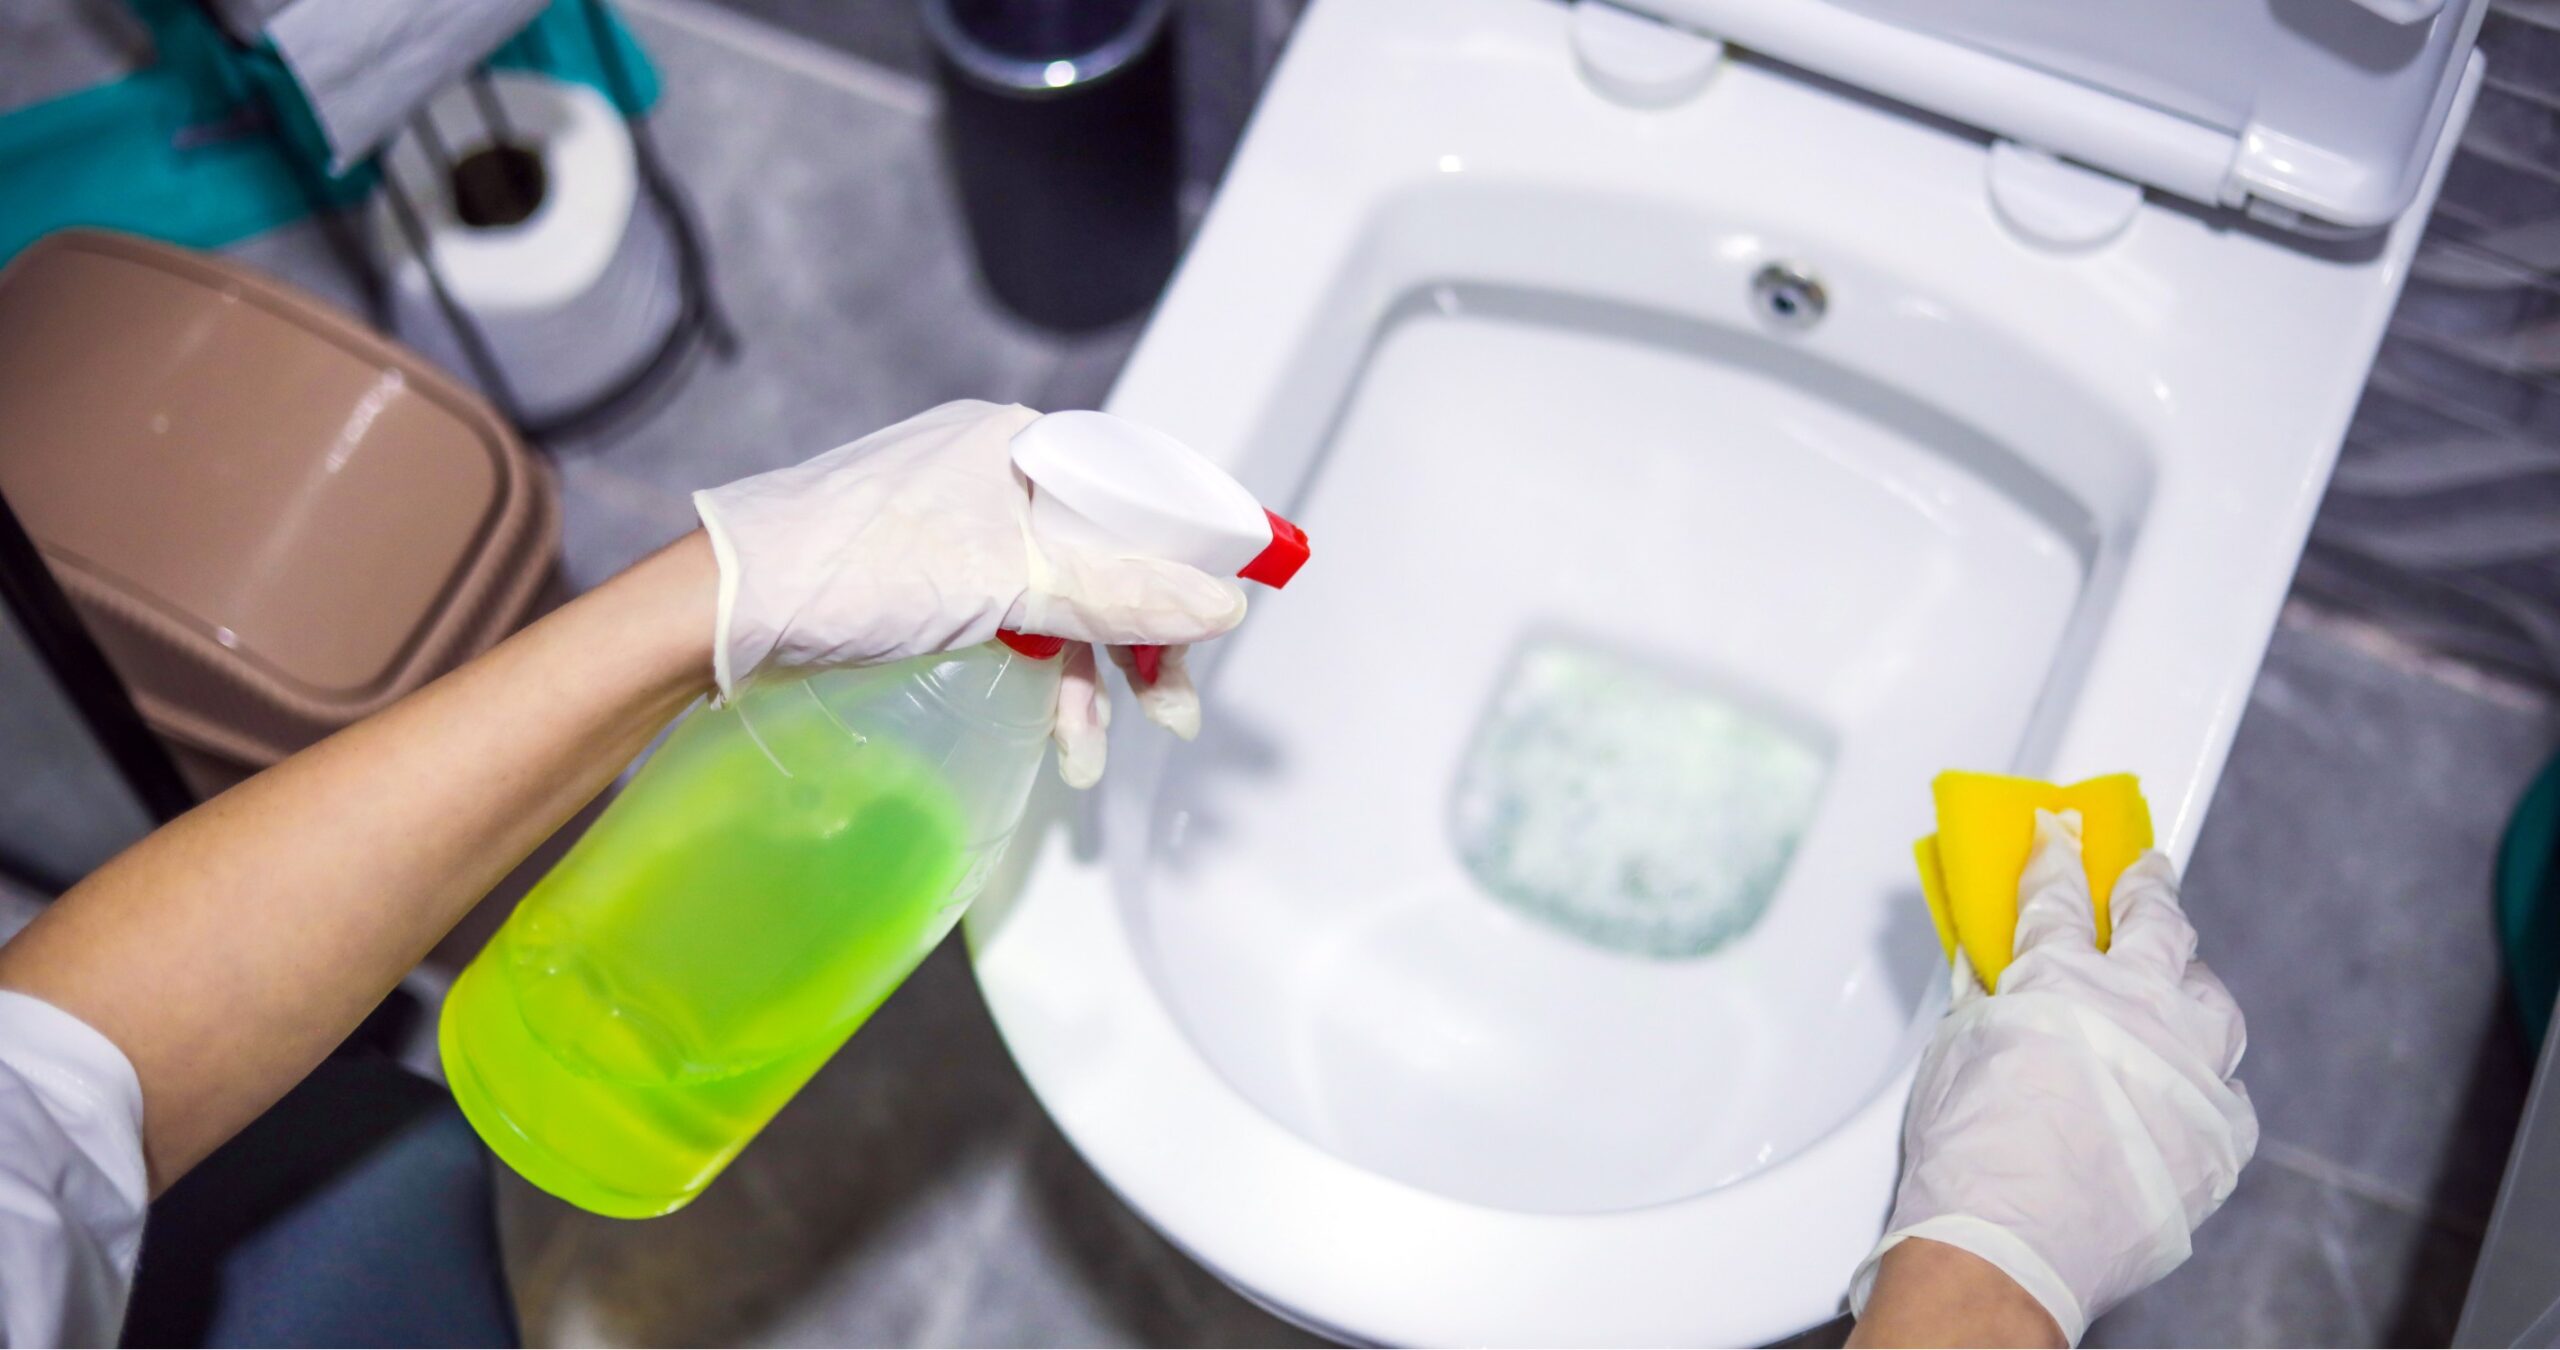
[0,229,560,772]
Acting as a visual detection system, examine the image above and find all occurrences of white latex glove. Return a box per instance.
[1105,643,1205,739]
[692,399,1247,786]
[1849,809,2258,1345]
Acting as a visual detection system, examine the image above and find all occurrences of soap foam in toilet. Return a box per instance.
[1450,640,1828,958]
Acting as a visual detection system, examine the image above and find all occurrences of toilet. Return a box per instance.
[967,0,2485,1342]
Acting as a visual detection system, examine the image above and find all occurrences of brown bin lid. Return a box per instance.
[0,232,506,697]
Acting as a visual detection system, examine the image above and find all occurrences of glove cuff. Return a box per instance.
[1851,1218,2089,1346]
[692,489,748,701]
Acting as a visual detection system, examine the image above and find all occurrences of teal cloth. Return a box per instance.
[2500,749,2560,1047]
[0,0,660,264]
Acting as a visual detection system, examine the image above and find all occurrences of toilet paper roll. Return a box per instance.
[373,71,682,426]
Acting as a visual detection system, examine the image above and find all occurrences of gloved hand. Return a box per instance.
[1850,809,2258,1345]
[691,399,1248,786]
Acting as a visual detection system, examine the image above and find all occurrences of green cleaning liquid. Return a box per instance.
[440,408,1311,1218]
[442,647,1059,1217]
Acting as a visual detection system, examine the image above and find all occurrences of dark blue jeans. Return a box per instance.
[121,1053,519,1348]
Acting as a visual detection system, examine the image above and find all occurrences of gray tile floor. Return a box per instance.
[7,1,2560,1344]
[705,0,1289,203]
[2091,611,2554,1347]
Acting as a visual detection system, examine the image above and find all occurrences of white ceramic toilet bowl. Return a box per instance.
[967,0,2476,1342]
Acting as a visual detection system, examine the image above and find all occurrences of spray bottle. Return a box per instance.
[438,412,1308,1217]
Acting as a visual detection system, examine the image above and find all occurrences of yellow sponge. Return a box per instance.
[1913,771,2152,991]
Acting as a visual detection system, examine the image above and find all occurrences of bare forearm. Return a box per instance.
[0,533,718,1187]
[1850,1239,2066,1349]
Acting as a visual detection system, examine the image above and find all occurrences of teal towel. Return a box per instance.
[0,0,661,265]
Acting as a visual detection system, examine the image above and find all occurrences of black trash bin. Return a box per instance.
[925,0,1181,332]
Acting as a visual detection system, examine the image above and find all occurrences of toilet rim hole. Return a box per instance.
[1751,262,1827,332]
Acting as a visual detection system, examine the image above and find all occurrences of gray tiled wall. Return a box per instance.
[2304,3,2560,684]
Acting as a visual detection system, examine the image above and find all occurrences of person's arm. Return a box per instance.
[0,401,1248,1196]
[1848,1239,2064,1349]
[0,534,720,1189]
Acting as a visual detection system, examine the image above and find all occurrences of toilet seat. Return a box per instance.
[1629,0,2488,232]
[968,0,2478,1341]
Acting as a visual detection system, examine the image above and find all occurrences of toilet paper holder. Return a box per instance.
[216,0,736,440]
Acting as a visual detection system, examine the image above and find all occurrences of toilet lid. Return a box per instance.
[1624,0,2487,232]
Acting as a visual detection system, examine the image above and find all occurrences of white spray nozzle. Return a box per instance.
[1010,411,1276,575]
[995,411,1308,669]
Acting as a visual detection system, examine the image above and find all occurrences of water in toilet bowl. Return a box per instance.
[1450,639,1830,957]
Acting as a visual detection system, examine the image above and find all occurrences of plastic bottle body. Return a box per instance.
[440,643,1059,1216]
